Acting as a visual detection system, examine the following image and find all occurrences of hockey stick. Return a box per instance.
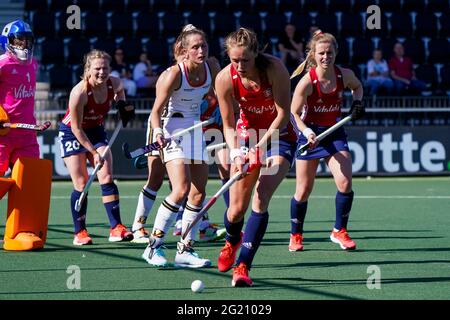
[206,142,227,152]
[0,121,51,131]
[122,118,214,159]
[74,122,123,212]
[181,159,263,240]
[298,115,352,155]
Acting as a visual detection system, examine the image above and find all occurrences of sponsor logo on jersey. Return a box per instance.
[13,84,34,99]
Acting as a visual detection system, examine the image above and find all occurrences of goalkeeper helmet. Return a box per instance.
[0,20,34,63]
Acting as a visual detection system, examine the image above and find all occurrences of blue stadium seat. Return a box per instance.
[441,63,450,92]
[144,39,170,67]
[25,0,48,12]
[335,38,350,65]
[76,0,100,13]
[67,38,92,65]
[254,0,277,13]
[136,12,160,38]
[238,13,263,34]
[264,13,288,38]
[84,12,108,38]
[302,0,327,14]
[152,0,178,13]
[48,65,73,91]
[414,64,438,92]
[109,12,134,38]
[228,0,253,13]
[185,12,212,36]
[402,0,427,13]
[328,0,352,14]
[415,13,439,38]
[377,0,402,12]
[389,12,414,38]
[428,38,450,64]
[380,38,399,61]
[39,38,65,65]
[127,0,150,13]
[212,12,237,37]
[340,12,364,38]
[101,0,125,13]
[91,38,117,57]
[290,13,312,36]
[403,38,426,65]
[427,0,450,13]
[278,0,300,13]
[315,13,338,36]
[439,14,450,37]
[49,0,74,12]
[352,37,375,65]
[32,12,56,38]
[118,38,144,63]
[161,12,185,37]
[178,0,204,13]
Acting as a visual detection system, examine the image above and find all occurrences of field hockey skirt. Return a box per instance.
[58,123,108,158]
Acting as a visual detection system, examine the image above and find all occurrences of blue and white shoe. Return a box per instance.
[174,242,211,268]
[142,245,169,267]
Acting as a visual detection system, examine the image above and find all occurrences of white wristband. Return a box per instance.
[229,148,244,162]
[153,127,163,140]
[302,127,314,138]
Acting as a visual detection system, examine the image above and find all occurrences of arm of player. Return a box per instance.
[257,56,291,150]
[343,68,365,120]
[216,66,245,175]
[291,73,318,148]
[149,65,180,148]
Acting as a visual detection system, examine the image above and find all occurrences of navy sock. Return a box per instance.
[224,211,244,245]
[71,190,87,234]
[221,178,230,208]
[335,190,354,230]
[237,211,269,269]
[101,182,122,228]
[290,198,307,234]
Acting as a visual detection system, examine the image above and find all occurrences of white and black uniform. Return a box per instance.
[158,61,212,162]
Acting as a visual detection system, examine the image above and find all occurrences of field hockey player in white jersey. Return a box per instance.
[142,24,220,268]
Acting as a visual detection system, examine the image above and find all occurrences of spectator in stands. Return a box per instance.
[278,24,304,73]
[111,48,137,97]
[133,52,159,93]
[389,42,426,95]
[365,49,394,95]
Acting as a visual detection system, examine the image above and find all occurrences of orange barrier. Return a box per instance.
[2,157,52,251]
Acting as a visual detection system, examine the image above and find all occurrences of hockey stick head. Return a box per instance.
[40,121,52,131]
[133,155,148,169]
[122,142,132,159]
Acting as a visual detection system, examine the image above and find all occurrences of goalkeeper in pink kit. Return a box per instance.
[0,20,39,176]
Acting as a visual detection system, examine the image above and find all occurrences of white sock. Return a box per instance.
[182,202,203,242]
[152,197,181,247]
[132,187,157,232]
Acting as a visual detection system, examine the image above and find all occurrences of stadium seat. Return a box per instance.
[415,12,439,38]
[352,0,376,13]
[185,12,212,36]
[290,13,313,37]
[255,0,277,13]
[428,38,450,64]
[25,0,48,12]
[49,0,74,12]
[389,12,414,38]
[402,0,427,13]
[32,12,56,38]
[315,13,338,36]
[67,38,92,65]
[380,38,399,61]
[84,12,108,38]
[48,65,73,91]
[414,64,438,92]
[237,13,263,34]
[439,14,450,38]
[328,0,352,14]
[135,12,160,38]
[118,38,144,63]
[302,0,327,14]
[441,64,450,92]
[212,12,238,37]
[178,0,204,13]
[378,0,402,12]
[228,0,253,13]
[427,0,450,13]
[264,13,288,39]
[352,37,375,65]
[152,0,178,13]
[101,0,125,13]
[278,0,300,13]
[403,38,426,65]
[76,0,100,13]
[336,38,350,65]
[340,12,364,38]
[161,12,185,37]
[127,0,150,13]
[39,38,65,65]
[144,39,170,67]
[109,12,134,38]
[91,38,117,57]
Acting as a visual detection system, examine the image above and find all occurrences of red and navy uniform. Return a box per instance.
[297,66,350,160]
[230,64,297,164]
[58,79,115,157]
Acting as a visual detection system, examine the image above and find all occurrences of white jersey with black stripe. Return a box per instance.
[164,61,212,119]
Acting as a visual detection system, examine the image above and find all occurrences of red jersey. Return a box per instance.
[200,92,222,132]
[230,64,296,142]
[62,78,115,128]
[303,66,344,126]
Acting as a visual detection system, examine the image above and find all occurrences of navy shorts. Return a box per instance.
[296,124,349,160]
[267,138,297,166]
[58,123,108,158]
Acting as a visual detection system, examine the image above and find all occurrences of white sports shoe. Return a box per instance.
[174,242,211,268]
[142,245,169,267]
[131,228,150,244]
